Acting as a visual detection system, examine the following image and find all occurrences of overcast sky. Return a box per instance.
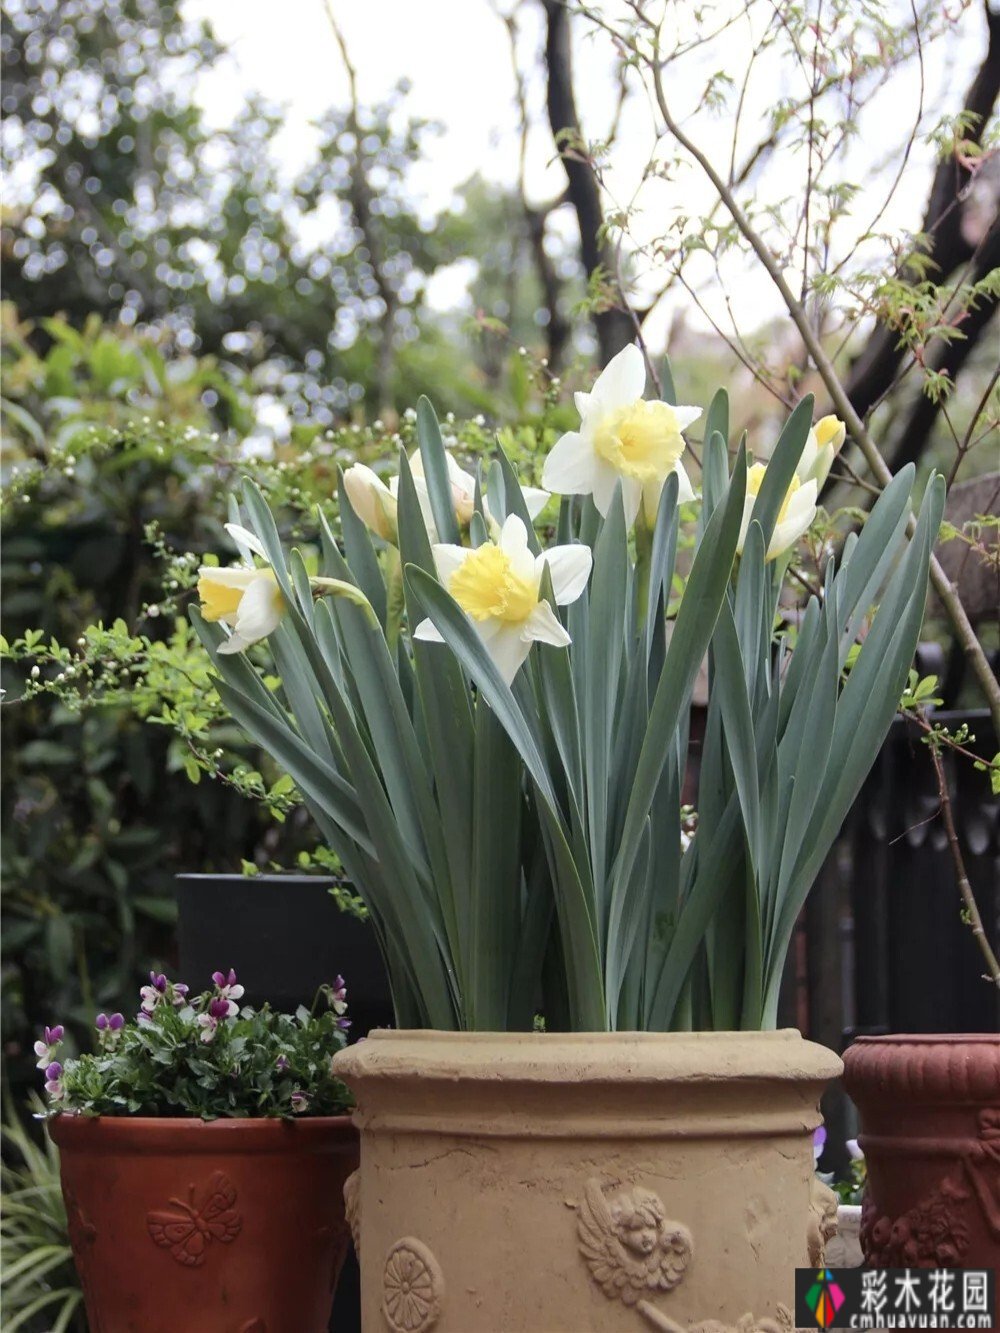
[184,0,987,345]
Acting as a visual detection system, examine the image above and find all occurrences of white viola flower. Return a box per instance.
[796,415,847,488]
[343,463,398,543]
[390,451,548,538]
[737,462,818,562]
[542,344,700,527]
[413,514,592,684]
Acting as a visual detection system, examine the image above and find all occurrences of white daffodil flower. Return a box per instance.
[797,415,847,488]
[389,451,549,539]
[198,523,284,655]
[413,513,592,684]
[343,463,398,543]
[542,344,700,527]
[738,463,818,562]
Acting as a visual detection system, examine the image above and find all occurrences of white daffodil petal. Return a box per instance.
[524,601,571,648]
[197,566,257,589]
[767,484,817,560]
[432,544,471,588]
[522,486,550,519]
[610,471,642,527]
[233,576,282,643]
[590,459,627,518]
[225,523,268,563]
[540,544,593,604]
[217,633,251,656]
[737,495,756,555]
[671,404,702,433]
[541,430,596,495]
[484,623,533,685]
[673,459,696,504]
[574,390,592,417]
[589,344,646,411]
[796,429,821,481]
[412,618,445,643]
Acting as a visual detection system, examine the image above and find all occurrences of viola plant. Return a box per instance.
[190,347,942,1033]
[37,972,352,1120]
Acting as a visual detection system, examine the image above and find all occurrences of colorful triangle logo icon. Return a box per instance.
[805,1269,845,1329]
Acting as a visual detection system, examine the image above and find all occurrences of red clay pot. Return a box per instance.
[48,1113,358,1333]
[842,1034,1000,1268]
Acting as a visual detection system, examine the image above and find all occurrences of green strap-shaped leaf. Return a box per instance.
[605,446,747,966]
[493,439,543,555]
[337,467,389,628]
[416,396,462,545]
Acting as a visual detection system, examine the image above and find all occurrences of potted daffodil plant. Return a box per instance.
[193,345,941,1329]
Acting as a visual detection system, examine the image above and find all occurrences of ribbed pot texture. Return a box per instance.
[843,1033,1000,1270]
[332,1029,841,1332]
[49,1114,358,1333]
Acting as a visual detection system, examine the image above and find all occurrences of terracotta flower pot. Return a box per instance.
[49,1114,358,1333]
[332,1029,841,1331]
[843,1034,1000,1269]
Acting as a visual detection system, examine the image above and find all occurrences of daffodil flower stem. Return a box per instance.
[634,512,654,631]
[385,549,405,651]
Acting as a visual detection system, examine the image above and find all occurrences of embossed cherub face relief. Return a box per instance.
[611,1190,667,1258]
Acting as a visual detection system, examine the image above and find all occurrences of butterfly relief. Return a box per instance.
[147,1171,243,1266]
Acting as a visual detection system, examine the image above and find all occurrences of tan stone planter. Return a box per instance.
[332,1029,841,1332]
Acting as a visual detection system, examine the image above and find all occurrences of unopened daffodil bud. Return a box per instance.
[343,464,398,543]
[797,415,846,487]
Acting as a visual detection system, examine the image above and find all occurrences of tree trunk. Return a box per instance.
[541,0,635,366]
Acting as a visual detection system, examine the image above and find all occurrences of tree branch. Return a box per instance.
[645,30,1000,739]
[845,0,1000,424]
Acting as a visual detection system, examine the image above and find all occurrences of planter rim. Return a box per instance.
[47,1111,356,1155]
[849,1033,999,1045]
[844,1033,1000,1105]
[336,1025,841,1082]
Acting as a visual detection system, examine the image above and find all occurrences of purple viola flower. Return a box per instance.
[336,1016,352,1032]
[812,1125,827,1164]
[43,1060,64,1099]
[140,971,169,1013]
[96,1012,125,1043]
[171,983,189,1006]
[330,975,348,1020]
[290,1091,309,1114]
[34,1024,64,1070]
[136,1010,153,1025]
[211,969,245,1006]
[275,1055,290,1072]
[197,995,236,1044]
